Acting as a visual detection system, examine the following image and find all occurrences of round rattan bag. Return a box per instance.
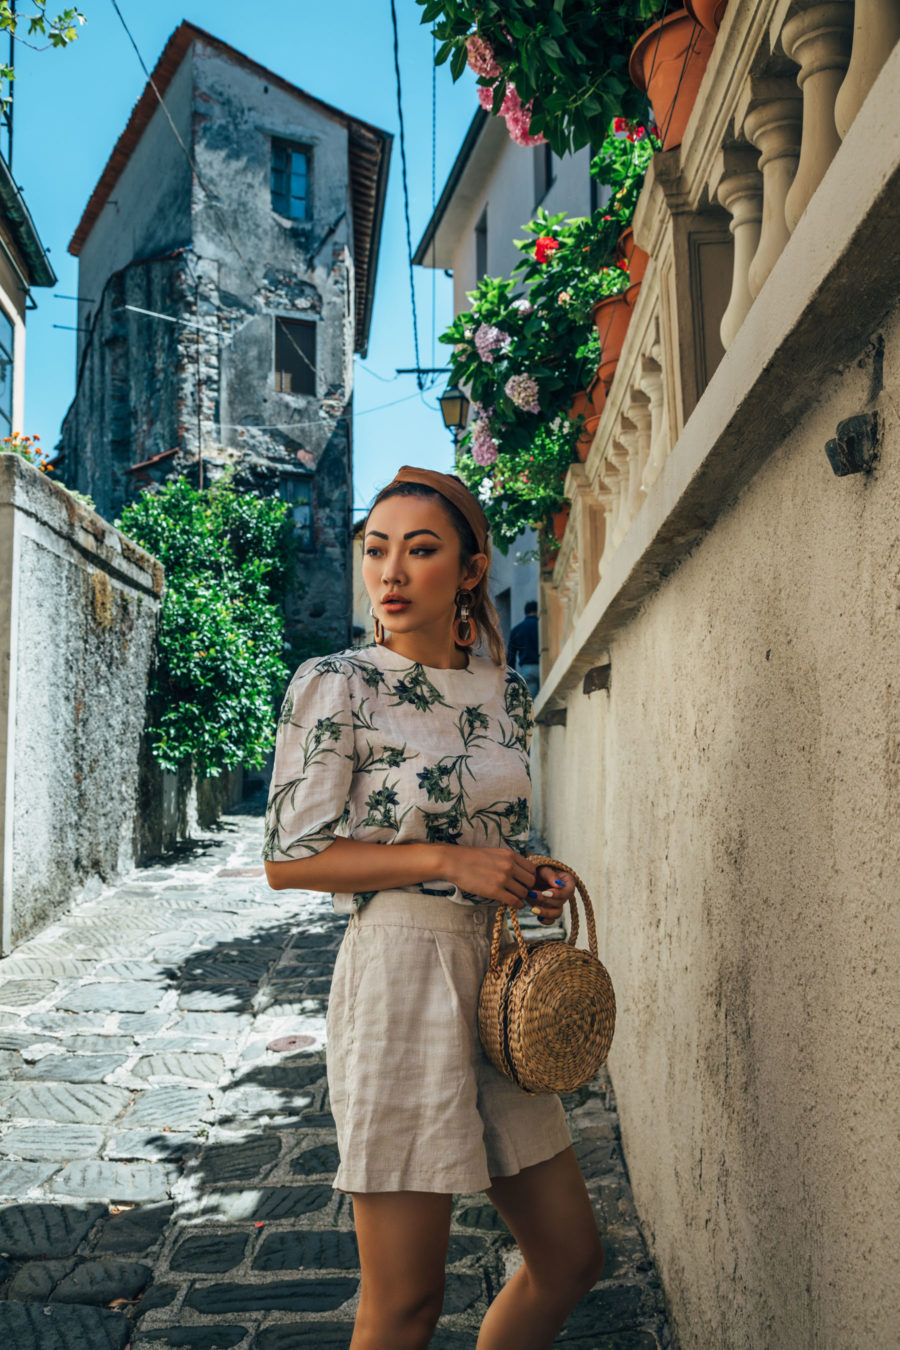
[477,855,616,1095]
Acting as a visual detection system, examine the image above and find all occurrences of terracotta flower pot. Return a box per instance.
[684,0,728,35]
[616,226,650,285]
[592,283,642,390]
[568,382,607,461]
[629,9,716,151]
[552,503,571,543]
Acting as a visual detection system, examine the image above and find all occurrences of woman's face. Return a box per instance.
[363,494,486,640]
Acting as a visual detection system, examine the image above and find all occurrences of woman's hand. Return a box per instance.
[529,864,575,925]
[440,846,537,907]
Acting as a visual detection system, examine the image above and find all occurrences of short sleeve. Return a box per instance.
[263,662,355,862]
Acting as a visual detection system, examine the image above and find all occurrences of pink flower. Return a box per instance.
[474,323,512,364]
[512,297,533,316]
[470,417,499,465]
[499,83,546,147]
[466,33,501,80]
[504,373,541,414]
[477,84,497,112]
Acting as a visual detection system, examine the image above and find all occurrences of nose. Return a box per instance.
[381,555,408,586]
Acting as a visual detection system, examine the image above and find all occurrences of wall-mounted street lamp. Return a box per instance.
[438,383,470,444]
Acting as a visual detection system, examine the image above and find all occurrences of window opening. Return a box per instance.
[0,309,13,433]
[534,142,555,206]
[475,208,488,282]
[271,140,311,220]
[274,318,316,396]
[279,476,314,551]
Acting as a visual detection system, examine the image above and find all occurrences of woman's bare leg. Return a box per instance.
[350,1191,453,1350]
[476,1146,604,1350]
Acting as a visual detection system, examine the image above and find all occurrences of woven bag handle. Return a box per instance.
[488,854,598,975]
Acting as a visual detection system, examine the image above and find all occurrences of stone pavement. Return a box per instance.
[0,796,671,1349]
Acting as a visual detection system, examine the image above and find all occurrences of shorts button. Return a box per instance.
[473,911,484,926]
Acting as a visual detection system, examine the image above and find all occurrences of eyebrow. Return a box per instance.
[364,529,443,541]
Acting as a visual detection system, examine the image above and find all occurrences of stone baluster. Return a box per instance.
[782,3,853,233]
[608,432,634,550]
[742,83,803,296]
[624,392,652,523]
[639,345,668,493]
[592,477,614,582]
[835,0,900,137]
[716,151,764,349]
[597,455,625,571]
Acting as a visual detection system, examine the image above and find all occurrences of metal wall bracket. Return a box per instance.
[825,410,880,476]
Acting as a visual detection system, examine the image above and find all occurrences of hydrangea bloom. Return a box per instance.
[474,323,511,364]
[477,81,545,148]
[470,416,500,465]
[504,373,541,414]
[466,33,501,80]
[512,297,533,316]
[499,83,546,148]
[477,84,496,112]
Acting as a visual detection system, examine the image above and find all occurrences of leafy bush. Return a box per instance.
[418,0,663,154]
[118,476,291,777]
[441,117,659,549]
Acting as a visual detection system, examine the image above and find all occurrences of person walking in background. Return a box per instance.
[507,600,541,699]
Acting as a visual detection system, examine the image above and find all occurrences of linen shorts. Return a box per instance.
[325,887,572,1194]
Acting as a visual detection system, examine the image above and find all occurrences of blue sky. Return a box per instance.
[14,1,482,515]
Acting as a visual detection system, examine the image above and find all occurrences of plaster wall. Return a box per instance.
[190,40,355,473]
[533,312,899,1348]
[450,140,594,314]
[0,454,161,952]
[75,53,194,365]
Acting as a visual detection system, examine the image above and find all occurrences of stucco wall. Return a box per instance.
[76,52,193,364]
[533,310,899,1347]
[0,454,161,952]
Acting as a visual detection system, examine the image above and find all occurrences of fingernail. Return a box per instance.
[541,889,555,898]
[527,890,538,899]
[554,879,565,886]
[531,906,542,915]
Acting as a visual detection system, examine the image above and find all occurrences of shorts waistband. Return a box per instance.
[349,889,504,934]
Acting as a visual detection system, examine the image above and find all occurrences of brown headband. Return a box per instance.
[380,465,490,554]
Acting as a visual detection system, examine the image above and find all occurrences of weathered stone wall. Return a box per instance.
[533,308,899,1348]
[0,454,162,952]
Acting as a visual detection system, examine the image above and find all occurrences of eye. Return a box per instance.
[411,547,437,556]
[364,547,382,557]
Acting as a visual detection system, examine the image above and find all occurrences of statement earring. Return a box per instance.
[370,605,385,645]
[453,589,477,647]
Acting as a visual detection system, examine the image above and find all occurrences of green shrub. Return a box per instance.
[118,476,291,777]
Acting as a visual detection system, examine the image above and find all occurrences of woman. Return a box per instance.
[263,466,604,1350]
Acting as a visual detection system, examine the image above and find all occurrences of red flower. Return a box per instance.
[613,116,628,133]
[616,258,629,271]
[534,235,560,264]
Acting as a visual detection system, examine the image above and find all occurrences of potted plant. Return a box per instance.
[629,8,716,151]
[418,0,665,154]
[684,0,728,36]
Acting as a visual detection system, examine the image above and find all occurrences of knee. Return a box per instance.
[358,1277,445,1348]
[529,1232,605,1305]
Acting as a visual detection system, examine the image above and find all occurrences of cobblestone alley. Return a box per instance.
[0,796,670,1349]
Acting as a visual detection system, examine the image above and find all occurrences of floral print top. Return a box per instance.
[262,642,533,913]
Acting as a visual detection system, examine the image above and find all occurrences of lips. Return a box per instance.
[381,597,411,610]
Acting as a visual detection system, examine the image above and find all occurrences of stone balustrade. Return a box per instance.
[541,0,899,680]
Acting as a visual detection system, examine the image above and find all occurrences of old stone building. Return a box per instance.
[57,21,390,654]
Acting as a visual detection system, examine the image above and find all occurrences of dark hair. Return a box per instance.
[366,479,506,665]
[525,601,538,615]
